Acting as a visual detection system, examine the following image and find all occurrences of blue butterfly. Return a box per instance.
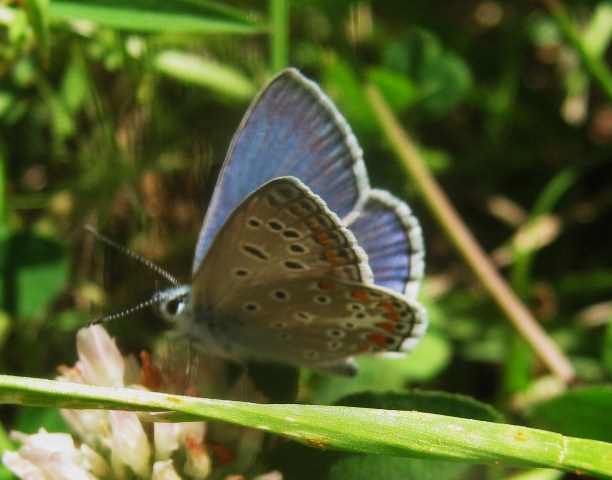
[156,69,427,376]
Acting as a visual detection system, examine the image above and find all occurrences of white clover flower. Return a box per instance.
[3,429,103,480]
[2,325,279,480]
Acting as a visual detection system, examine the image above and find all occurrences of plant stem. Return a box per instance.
[365,83,575,384]
[269,0,289,73]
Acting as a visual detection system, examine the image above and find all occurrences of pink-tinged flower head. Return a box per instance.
[3,326,280,479]
[76,325,126,387]
[152,459,182,480]
[108,411,151,478]
[2,428,108,480]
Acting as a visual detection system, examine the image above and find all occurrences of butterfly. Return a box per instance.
[155,69,427,376]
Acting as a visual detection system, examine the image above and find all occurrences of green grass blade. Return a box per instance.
[49,0,264,34]
[154,51,256,100]
[24,0,49,62]
[269,0,289,72]
[0,375,610,477]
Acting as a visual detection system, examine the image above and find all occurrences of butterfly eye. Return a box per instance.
[163,298,186,317]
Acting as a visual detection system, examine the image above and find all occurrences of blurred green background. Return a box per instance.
[0,0,611,478]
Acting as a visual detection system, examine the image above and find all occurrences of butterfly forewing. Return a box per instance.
[192,69,425,298]
[191,177,373,310]
[193,69,369,273]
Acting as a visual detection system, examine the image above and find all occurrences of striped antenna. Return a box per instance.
[84,225,180,286]
[84,225,183,325]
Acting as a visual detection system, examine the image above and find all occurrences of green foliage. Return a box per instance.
[1,0,611,478]
[526,386,612,443]
[48,0,263,34]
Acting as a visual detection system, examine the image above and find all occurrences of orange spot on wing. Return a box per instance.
[306,218,324,231]
[315,232,332,245]
[289,204,306,216]
[324,249,342,263]
[377,300,395,310]
[383,311,401,321]
[351,289,372,301]
[376,321,396,332]
[317,280,337,291]
[367,332,389,348]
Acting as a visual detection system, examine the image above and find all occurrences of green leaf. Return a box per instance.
[556,269,612,298]
[321,62,376,139]
[583,3,612,58]
[366,66,418,113]
[0,231,68,317]
[24,0,50,62]
[604,323,612,377]
[0,375,611,477]
[526,386,612,443]
[48,0,264,34]
[0,142,5,223]
[327,454,467,480]
[15,406,69,434]
[154,51,257,100]
[307,332,451,404]
[59,49,89,114]
[382,30,472,117]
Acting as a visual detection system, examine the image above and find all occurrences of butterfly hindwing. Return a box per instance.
[205,277,426,370]
[348,190,425,297]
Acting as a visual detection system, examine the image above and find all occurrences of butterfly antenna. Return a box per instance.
[89,296,160,326]
[84,225,180,285]
[89,286,187,326]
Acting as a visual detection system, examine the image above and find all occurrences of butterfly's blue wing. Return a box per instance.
[193,68,424,297]
[193,68,369,273]
[347,191,425,298]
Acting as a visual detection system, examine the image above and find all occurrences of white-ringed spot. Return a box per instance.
[271,289,290,302]
[348,303,365,311]
[326,328,345,338]
[314,295,331,305]
[288,243,308,254]
[267,219,284,232]
[282,229,301,240]
[243,303,260,313]
[247,217,262,228]
[284,260,307,271]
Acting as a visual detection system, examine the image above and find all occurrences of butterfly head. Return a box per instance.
[154,285,192,324]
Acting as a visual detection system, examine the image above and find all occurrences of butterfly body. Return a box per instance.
[157,69,427,376]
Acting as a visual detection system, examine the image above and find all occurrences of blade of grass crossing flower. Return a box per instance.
[0,375,610,477]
